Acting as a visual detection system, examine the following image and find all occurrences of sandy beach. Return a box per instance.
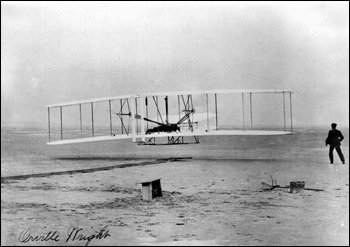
[1,127,349,246]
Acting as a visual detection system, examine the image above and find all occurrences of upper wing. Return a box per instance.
[138,89,294,97]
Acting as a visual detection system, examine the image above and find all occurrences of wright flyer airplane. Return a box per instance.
[46,89,295,146]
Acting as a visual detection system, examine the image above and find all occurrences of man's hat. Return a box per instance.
[331,123,337,127]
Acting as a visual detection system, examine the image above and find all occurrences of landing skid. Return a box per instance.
[138,136,200,145]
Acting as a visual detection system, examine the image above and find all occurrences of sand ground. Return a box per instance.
[1,158,349,246]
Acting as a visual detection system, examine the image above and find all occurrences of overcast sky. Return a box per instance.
[1,1,349,127]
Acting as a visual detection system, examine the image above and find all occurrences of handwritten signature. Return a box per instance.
[18,225,111,246]
[66,225,111,246]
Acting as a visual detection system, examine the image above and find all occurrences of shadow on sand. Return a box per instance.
[1,156,290,183]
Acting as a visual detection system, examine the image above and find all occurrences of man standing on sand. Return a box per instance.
[325,123,345,164]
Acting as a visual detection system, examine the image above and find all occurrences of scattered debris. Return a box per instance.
[261,176,324,192]
[261,182,281,191]
[290,181,305,193]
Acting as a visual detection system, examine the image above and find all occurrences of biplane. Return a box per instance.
[46,89,295,145]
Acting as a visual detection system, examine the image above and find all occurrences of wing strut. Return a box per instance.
[242,93,245,131]
[165,96,169,124]
[109,100,112,136]
[181,95,190,110]
[140,96,145,142]
[206,94,209,132]
[79,104,83,138]
[60,106,63,140]
[116,99,130,135]
[283,91,286,132]
[48,107,51,142]
[250,93,253,129]
[178,95,181,123]
[126,99,131,134]
[146,97,149,130]
[190,95,194,129]
[290,93,293,132]
[91,102,94,137]
[152,96,164,124]
[131,96,136,142]
[215,93,218,130]
[120,99,123,134]
[135,98,138,135]
[180,95,194,131]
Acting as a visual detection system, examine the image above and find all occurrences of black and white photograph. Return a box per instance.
[1,1,349,246]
